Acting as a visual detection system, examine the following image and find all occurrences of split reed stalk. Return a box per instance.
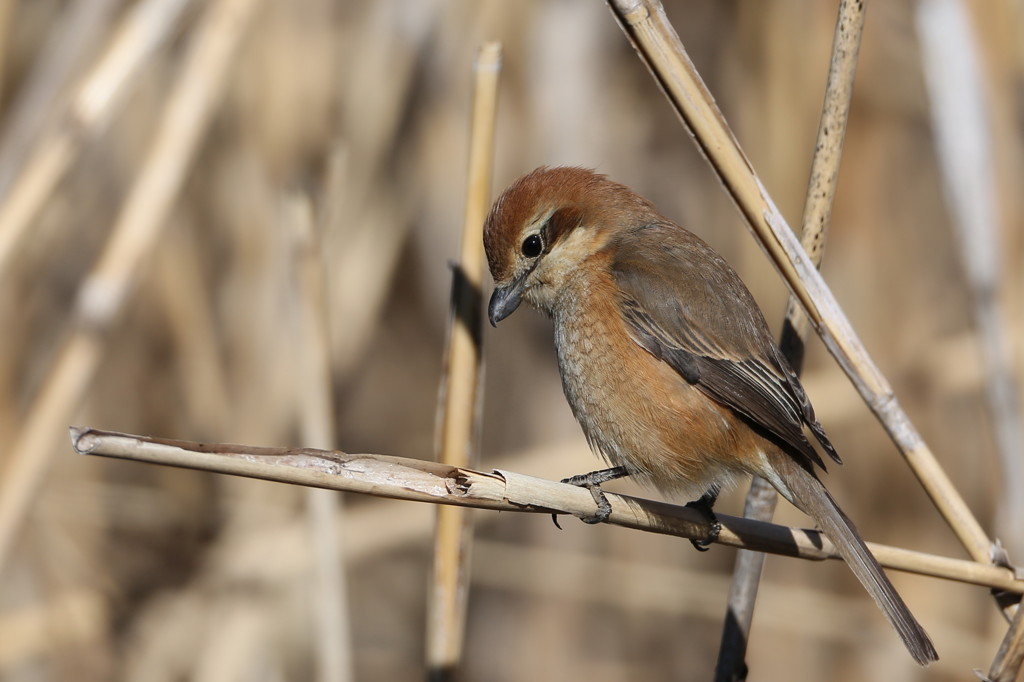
[69,428,1024,596]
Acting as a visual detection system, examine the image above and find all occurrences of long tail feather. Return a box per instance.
[767,450,938,665]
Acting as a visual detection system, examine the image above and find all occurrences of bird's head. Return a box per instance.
[483,166,657,325]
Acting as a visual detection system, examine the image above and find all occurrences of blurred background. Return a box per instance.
[0,0,1021,680]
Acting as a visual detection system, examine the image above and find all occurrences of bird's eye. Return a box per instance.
[521,233,543,258]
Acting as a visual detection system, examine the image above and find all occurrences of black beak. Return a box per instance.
[488,269,531,326]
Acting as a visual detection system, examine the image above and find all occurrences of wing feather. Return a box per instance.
[611,223,839,471]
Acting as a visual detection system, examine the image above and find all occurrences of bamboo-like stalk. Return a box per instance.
[605,0,991,563]
[427,41,502,682]
[988,596,1024,682]
[716,2,867,679]
[285,192,354,682]
[0,0,260,571]
[784,1,866,355]
[68,427,1024,595]
[716,477,777,680]
[0,0,195,280]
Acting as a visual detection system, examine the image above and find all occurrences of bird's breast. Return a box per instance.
[550,268,751,499]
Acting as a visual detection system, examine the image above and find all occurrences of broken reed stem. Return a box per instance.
[716,3,868,680]
[285,192,354,682]
[68,427,1024,596]
[0,0,194,279]
[427,41,501,681]
[606,0,991,563]
[0,0,260,572]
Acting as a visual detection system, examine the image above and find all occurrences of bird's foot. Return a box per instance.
[552,466,629,528]
[685,490,721,551]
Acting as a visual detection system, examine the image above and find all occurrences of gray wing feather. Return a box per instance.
[611,223,839,471]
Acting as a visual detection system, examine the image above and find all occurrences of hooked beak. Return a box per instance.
[488,268,532,326]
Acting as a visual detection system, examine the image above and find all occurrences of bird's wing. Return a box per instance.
[611,223,839,471]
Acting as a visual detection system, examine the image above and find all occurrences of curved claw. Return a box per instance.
[690,517,722,551]
[685,490,721,551]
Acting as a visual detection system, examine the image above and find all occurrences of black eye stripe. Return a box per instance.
[521,233,543,258]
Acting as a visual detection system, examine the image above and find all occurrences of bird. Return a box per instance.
[483,166,937,665]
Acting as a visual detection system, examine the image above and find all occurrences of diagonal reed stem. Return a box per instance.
[605,0,990,564]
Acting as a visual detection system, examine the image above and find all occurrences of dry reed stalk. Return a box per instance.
[743,321,1016,439]
[69,428,1024,595]
[427,41,501,681]
[785,3,865,351]
[605,0,991,563]
[716,477,777,676]
[286,191,354,682]
[108,440,593,590]
[988,597,1024,682]
[0,0,195,280]
[916,0,1024,562]
[717,2,867,678]
[0,0,260,571]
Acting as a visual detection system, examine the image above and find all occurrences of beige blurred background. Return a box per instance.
[0,0,1021,680]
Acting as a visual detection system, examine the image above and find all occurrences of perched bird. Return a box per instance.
[484,166,937,665]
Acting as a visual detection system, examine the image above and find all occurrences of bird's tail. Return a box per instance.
[766,449,938,665]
